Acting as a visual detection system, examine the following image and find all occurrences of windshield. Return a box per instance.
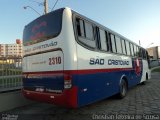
[23,8,64,46]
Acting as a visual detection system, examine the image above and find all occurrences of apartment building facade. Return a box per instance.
[0,39,22,57]
[147,46,160,60]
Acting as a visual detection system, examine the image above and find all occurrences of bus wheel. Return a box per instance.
[141,73,148,85]
[118,79,127,99]
[141,81,146,85]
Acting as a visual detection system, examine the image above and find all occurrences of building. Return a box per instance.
[0,39,22,57]
[147,46,160,60]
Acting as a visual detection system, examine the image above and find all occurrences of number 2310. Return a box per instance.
[49,57,61,65]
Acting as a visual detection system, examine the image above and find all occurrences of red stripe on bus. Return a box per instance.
[23,68,133,75]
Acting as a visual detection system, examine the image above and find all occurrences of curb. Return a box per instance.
[151,66,160,71]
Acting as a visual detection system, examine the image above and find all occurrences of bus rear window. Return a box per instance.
[23,8,63,46]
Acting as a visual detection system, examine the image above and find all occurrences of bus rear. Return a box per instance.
[22,8,78,108]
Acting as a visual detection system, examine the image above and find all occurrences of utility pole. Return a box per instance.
[44,0,48,14]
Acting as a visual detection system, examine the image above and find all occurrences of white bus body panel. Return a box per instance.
[23,51,63,72]
[77,45,132,70]
[23,8,77,73]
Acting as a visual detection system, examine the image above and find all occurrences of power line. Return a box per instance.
[28,0,52,10]
[28,0,44,6]
[51,0,59,11]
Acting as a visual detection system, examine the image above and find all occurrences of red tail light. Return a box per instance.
[64,74,72,89]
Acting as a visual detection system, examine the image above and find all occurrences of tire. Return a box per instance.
[141,81,146,85]
[118,79,127,99]
[141,73,148,85]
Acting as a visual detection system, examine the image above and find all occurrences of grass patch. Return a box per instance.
[152,67,160,72]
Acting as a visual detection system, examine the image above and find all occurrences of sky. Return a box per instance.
[0,0,160,48]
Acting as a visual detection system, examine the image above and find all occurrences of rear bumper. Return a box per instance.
[22,86,78,108]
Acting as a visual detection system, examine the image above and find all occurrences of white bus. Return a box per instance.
[22,7,151,108]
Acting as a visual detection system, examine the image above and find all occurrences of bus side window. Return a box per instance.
[136,46,139,57]
[125,41,131,56]
[121,39,127,55]
[99,29,108,51]
[134,45,137,57]
[144,50,147,59]
[84,22,94,40]
[95,27,101,50]
[115,36,122,54]
[130,43,134,57]
[142,49,147,59]
[76,18,85,37]
[76,18,96,49]
[110,33,117,53]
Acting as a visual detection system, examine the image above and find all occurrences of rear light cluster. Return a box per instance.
[64,74,72,89]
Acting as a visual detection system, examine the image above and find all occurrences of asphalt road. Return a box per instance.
[1,72,160,120]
